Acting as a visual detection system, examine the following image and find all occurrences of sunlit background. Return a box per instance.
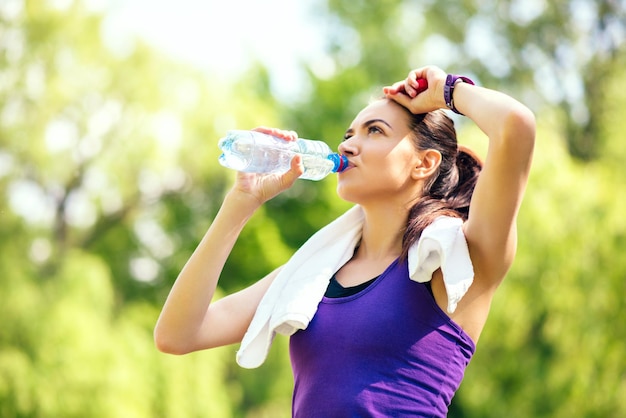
[1,0,625,417]
[99,0,326,101]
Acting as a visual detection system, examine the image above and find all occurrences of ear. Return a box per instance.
[412,149,442,180]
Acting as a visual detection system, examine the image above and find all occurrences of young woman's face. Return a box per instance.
[337,99,424,206]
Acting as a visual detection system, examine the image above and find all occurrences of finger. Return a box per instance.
[403,70,429,98]
[405,79,417,98]
[382,81,406,95]
[282,154,304,184]
[414,78,428,94]
[252,125,274,134]
[252,126,298,141]
[272,129,297,141]
[410,67,429,81]
[405,71,419,97]
[286,130,298,142]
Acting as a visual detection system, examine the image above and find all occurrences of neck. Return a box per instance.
[356,205,409,261]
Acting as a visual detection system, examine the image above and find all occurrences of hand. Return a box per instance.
[383,65,448,114]
[231,126,304,206]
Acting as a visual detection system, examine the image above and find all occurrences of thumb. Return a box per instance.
[282,154,304,184]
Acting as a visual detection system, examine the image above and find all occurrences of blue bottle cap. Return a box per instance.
[328,153,349,173]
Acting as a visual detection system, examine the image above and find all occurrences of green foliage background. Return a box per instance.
[0,0,624,417]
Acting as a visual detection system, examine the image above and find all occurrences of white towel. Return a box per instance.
[236,206,474,369]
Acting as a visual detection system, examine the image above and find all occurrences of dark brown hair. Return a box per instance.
[399,108,482,261]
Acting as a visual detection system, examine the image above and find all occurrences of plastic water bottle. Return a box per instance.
[218,130,348,181]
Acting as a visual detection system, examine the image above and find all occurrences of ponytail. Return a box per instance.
[399,110,482,261]
[446,145,483,218]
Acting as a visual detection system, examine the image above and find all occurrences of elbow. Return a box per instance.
[153,326,193,355]
[505,104,536,147]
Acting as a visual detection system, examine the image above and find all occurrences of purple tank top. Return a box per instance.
[289,259,476,417]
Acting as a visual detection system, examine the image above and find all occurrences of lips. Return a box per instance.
[338,161,355,173]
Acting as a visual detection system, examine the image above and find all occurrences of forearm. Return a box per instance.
[154,189,261,350]
[452,82,535,149]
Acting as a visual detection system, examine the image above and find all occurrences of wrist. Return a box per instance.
[444,74,475,115]
[225,188,263,214]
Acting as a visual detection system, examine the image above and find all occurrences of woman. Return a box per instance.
[154,65,536,417]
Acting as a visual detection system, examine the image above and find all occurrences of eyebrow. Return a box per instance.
[345,118,393,136]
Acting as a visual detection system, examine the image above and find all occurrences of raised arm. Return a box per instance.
[452,81,535,284]
[154,128,304,355]
[384,66,536,286]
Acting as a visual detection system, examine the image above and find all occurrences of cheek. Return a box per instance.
[336,142,417,198]
[390,143,420,175]
[377,151,417,182]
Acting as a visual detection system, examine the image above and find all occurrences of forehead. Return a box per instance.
[350,99,409,128]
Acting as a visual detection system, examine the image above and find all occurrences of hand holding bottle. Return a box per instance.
[229,127,304,207]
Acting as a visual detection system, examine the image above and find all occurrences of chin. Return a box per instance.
[336,183,361,204]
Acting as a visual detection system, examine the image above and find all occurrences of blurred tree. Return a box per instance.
[0,0,297,416]
[304,0,626,161]
[446,112,626,417]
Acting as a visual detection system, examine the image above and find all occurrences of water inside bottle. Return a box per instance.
[217,136,243,169]
[219,132,296,173]
[299,154,335,180]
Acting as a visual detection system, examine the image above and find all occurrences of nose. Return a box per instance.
[338,137,357,156]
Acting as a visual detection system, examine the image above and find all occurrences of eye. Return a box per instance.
[368,125,383,135]
[342,133,352,141]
